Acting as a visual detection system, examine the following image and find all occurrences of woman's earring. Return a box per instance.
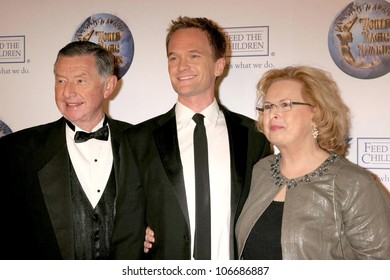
[312,125,319,139]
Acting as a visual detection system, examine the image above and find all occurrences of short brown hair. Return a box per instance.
[166,16,227,60]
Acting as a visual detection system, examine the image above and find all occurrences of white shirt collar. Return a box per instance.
[66,117,106,137]
[175,99,220,130]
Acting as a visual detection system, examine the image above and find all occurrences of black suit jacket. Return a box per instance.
[0,117,144,259]
[118,105,270,259]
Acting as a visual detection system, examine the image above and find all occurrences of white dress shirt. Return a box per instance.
[66,118,113,208]
[176,99,231,260]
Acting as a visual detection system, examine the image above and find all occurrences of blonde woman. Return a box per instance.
[236,66,390,259]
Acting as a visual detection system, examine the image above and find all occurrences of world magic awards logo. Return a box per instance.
[328,0,390,79]
[72,13,134,80]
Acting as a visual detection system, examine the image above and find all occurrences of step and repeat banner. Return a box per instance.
[1,0,389,191]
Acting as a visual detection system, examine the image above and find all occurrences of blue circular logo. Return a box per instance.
[0,120,12,138]
[328,0,390,79]
[73,13,134,80]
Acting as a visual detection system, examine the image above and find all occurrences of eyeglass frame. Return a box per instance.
[256,99,313,114]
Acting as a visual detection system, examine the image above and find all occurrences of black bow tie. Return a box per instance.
[74,125,109,143]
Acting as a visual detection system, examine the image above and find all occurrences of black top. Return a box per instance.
[242,201,284,260]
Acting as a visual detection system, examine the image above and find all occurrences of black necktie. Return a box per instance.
[74,125,109,143]
[192,113,211,260]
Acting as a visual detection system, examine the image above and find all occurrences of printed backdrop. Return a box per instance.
[1,0,389,191]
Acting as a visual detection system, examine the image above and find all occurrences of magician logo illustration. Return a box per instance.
[328,0,390,79]
[73,13,134,79]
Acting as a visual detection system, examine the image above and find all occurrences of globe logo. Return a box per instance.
[328,0,390,79]
[73,13,135,80]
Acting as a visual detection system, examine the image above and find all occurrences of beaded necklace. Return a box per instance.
[270,153,339,189]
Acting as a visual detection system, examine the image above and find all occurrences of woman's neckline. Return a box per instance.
[270,153,339,189]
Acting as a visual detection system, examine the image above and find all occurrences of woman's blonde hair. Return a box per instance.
[256,65,351,156]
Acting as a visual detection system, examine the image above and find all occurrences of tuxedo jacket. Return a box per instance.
[119,105,270,259]
[0,117,144,259]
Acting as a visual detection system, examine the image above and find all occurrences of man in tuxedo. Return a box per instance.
[118,16,270,260]
[0,41,144,259]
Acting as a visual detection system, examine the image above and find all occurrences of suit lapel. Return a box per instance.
[38,118,74,260]
[107,118,121,200]
[222,107,249,213]
[221,107,249,259]
[154,108,190,227]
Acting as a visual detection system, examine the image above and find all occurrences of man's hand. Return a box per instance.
[144,226,155,253]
